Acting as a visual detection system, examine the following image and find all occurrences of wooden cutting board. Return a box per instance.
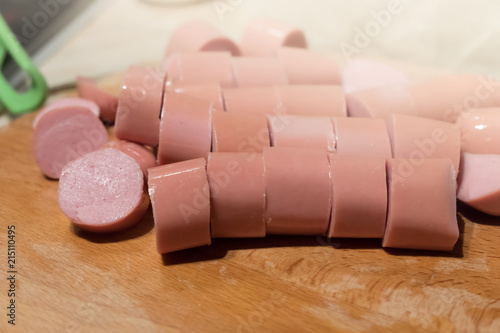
[1,71,500,333]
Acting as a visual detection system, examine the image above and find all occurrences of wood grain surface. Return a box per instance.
[1,73,500,333]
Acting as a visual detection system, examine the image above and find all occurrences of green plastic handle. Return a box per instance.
[0,14,48,114]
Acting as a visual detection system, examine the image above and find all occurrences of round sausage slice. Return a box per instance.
[457,153,500,216]
[77,76,119,122]
[102,140,156,177]
[58,148,149,233]
[241,19,307,57]
[34,106,108,179]
[165,20,240,56]
[33,97,100,129]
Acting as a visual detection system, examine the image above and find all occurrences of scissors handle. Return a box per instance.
[0,14,48,114]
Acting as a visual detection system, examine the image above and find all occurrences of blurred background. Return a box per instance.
[1,0,500,118]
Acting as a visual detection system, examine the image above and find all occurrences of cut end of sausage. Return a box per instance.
[457,153,500,216]
[34,106,108,179]
[102,140,156,177]
[77,76,119,122]
[58,148,149,233]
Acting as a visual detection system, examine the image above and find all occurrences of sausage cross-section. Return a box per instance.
[58,148,149,233]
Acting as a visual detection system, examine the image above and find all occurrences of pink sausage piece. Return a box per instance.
[457,153,500,216]
[222,87,282,116]
[347,75,500,122]
[165,20,240,57]
[114,66,165,146]
[207,153,266,238]
[166,82,225,111]
[386,114,461,175]
[58,148,149,233]
[165,52,235,88]
[212,112,269,153]
[267,115,335,152]
[77,76,119,122]
[240,19,307,57]
[34,106,108,179]
[383,158,459,251]
[276,85,346,117]
[328,155,387,238]
[158,93,213,165]
[33,97,100,129]
[102,140,156,177]
[263,147,331,235]
[148,158,211,254]
[231,57,289,87]
[333,117,392,158]
[456,108,500,154]
[341,58,409,94]
[276,47,341,85]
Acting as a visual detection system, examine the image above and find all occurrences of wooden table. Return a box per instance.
[1,73,500,333]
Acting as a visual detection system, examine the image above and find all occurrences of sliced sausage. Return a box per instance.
[456,108,500,154]
[240,19,307,57]
[328,155,387,238]
[457,153,500,216]
[102,140,156,177]
[77,76,119,122]
[276,47,341,85]
[386,114,461,175]
[231,57,289,87]
[341,58,409,93]
[114,66,165,146]
[212,112,269,153]
[58,148,149,233]
[148,158,211,253]
[347,75,500,121]
[165,20,240,57]
[34,106,108,179]
[158,93,213,164]
[333,117,392,158]
[207,153,266,238]
[33,97,99,129]
[275,85,346,117]
[263,147,331,235]
[165,52,235,88]
[223,87,282,116]
[267,115,335,152]
[166,82,224,111]
[383,158,459,251]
